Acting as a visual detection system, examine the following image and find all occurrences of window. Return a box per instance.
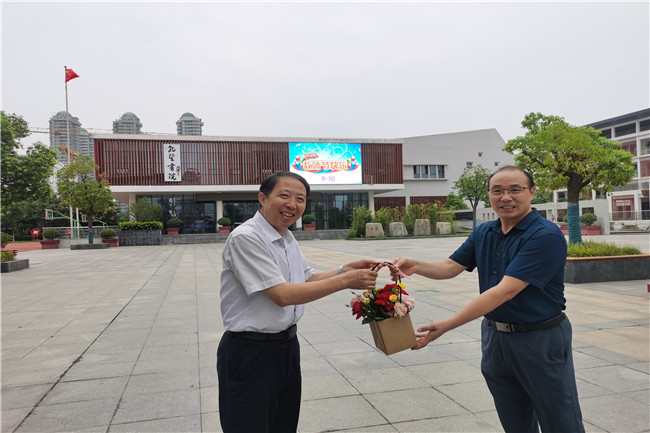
[615,123,636,137]
[600,128,612,139]
[466,162,473,168]
[413,165,445,179]
[640,119,650,132]
[478,152,483,157]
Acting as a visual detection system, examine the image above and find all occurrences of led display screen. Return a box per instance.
[289,142,361,185]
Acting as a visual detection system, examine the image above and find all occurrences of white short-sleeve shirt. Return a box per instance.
[220,211,315,332]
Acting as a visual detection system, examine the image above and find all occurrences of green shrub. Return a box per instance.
[349,206,373,238]
[128,198,163,222]
[1,232,13,248]
[217,217,232,226]
[373,208,392,232]
[100,228,117,239]
[302,214,315,224]
[579,213,597,226]
[1,251,15,262]
[166,217,183,228]
[346,227,358,239]
[42,229,60,240]
[118,221,163,230]
[567,241,641,257]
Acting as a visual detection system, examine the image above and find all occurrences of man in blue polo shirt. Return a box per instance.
[391,166,584,433]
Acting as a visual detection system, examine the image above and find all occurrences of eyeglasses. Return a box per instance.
[488,186,532,196]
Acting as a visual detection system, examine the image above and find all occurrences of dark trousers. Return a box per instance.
[217,332,301,433]
[481,317,585,433]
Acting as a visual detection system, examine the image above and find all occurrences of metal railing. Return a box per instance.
[610,211,650,221]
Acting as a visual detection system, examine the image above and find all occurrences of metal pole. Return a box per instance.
[65,66,74,241]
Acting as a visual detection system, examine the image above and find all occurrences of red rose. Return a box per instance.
[351,302,364,319]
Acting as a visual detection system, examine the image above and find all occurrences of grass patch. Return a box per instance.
[567,241,641,257]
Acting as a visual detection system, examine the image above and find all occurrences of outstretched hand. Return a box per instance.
[412,320,448,350]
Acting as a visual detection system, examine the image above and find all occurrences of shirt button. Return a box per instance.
[493,271,497,275]
[496,253,500,257]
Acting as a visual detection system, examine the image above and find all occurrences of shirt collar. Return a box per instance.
[252,211,296,246]
[489,208,540,235]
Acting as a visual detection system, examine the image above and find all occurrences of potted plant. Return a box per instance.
[218,217,232,234]
[41,229,61,249]
[100,228,119,247]
[302,214,316,231]
[165,217,183,235]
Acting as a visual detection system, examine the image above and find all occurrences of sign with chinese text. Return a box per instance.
[164,144,181,182]
[289,142,361,185]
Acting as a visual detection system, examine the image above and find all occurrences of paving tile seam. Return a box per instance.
[8,249,186,433]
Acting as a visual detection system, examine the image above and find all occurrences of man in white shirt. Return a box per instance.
[218,171,378,433]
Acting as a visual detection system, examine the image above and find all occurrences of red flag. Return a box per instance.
[65,68,79,82]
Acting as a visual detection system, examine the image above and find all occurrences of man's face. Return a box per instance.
[488,169,535,224]
[258,176,307,234]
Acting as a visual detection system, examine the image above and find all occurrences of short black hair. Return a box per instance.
[487,166,535,189]
[259,171,310,196]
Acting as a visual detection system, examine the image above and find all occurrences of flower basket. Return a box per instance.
[369,313,417,355]
[348,261,417,355]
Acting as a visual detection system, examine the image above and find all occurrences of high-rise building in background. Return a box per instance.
[113,112,143,134]
[176,112,203,135]
[49,111,94,164]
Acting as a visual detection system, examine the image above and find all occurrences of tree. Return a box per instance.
[504,112,635,244]
[128,198,163,222]
[57,155,115,243]
[445,193,469,210]
[453,165,490,230]
[1,112,58,207]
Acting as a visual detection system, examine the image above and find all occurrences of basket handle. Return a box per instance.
[372,261,402,302]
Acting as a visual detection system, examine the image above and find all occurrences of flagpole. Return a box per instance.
[65,65,74,241]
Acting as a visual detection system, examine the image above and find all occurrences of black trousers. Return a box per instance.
[217,332,301,433]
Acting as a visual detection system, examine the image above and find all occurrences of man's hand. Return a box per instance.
[345,269,378,291]
[412,319,449,350]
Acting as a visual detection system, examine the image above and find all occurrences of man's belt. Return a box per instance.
[487,313,566,333]
[226,324,297,341]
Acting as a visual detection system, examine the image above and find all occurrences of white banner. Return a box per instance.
[164,144,181,182]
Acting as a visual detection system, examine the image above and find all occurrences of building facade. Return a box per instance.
[93,135,404,233]
[176,113,203,136]
[477,108,650,234]
[375,129,514,209]
[112,112,143,134]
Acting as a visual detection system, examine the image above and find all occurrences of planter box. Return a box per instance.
[1,259,29,273]
[302,224,316,231]
[368,313,417,355]
[71,243,110,250]
[40,240,59,249]
[218,227,231,234]
[166,228,180,236]
[565,254,650,284]
[102,238,119,247]
[559,225,601,236]
[117,230,163,246]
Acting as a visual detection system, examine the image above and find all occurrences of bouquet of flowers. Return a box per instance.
[348,263,415,325]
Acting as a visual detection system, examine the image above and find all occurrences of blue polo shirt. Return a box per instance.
[449,209,567,324]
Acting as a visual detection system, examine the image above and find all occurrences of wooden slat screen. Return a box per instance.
[95,138,403,186]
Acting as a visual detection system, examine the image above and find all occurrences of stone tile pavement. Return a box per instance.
[1,234,648,432]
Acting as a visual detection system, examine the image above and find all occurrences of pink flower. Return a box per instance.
[394,302,409,317]
[401,294,415,311]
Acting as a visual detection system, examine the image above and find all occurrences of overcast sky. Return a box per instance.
[2,1,649,150]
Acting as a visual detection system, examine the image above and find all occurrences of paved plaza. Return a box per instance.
[1,235,649,432]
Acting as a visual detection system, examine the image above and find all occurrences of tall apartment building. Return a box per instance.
[113,112,143,134]
[176,112,203,135]
[49,111,94,164]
